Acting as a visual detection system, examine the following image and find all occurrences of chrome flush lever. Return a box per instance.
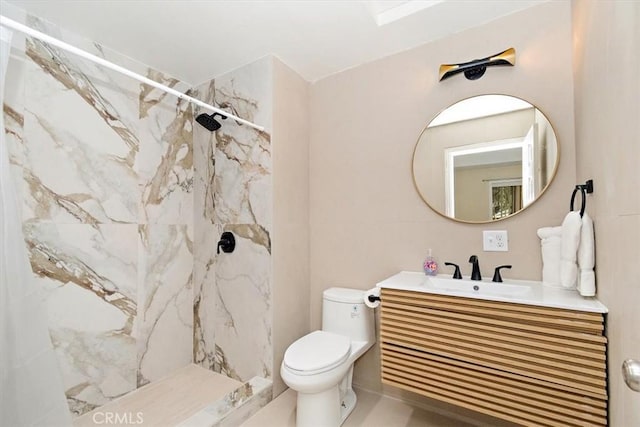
[622,359,640,392]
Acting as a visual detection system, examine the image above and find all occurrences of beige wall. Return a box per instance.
[271,58,311,396]
[310,0,576,397]
[572,1,640,425]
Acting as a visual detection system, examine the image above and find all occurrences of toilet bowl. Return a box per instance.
[281,288,375,427]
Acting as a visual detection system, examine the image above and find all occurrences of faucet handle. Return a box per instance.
[492,265,512,283]
[444,262,462,279]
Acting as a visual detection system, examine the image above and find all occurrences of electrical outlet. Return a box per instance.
[483,230,509,252]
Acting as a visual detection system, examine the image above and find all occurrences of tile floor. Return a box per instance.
[241,388,476,427]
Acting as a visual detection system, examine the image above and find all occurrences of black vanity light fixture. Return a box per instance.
[439,47,516,82]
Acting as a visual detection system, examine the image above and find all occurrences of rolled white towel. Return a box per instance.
[537,226,562,287]
[579,271,596,296]
[578,213,596,296]
[560,211,582,289]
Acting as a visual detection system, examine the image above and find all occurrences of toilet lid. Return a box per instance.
[284,331,351,376]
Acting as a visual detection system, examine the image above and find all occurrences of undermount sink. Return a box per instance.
[426,276,532,297]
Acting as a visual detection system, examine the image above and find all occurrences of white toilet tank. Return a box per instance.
[322,288,374,343]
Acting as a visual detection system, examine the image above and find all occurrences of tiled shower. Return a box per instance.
[3,14,278,418]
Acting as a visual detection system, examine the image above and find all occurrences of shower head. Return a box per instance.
[196,112,227,131]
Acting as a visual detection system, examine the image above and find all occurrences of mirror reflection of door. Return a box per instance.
[413,95,559,223]
[446,137,525,222]
[522,124,537,206]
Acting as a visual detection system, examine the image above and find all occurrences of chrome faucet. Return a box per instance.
[469,255,481,281]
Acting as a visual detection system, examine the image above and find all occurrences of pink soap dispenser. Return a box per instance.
[423,249,438,276]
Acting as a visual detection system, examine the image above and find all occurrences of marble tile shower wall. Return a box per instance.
[192,58,273,385]
[3,16,194,415]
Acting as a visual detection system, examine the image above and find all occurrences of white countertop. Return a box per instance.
[376,271,608,313]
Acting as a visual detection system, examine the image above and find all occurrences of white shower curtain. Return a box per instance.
[0,26,71,426]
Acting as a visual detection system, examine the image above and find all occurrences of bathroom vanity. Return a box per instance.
[376,272,608,427]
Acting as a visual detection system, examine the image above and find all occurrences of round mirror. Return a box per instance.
[413,95,559,223]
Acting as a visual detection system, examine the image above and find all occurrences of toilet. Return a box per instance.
[281,288,375,427]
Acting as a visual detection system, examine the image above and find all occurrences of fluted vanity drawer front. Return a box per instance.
[381,343,607,427]
[381,312,606,394]
[379,288,608,426]
[383,289,604,333]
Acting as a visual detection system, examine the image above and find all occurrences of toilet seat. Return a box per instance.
[284,331,351,376]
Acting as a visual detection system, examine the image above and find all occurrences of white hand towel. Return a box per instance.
[537,226,562,287]
[577,213,596,296]
[560,211,582,289]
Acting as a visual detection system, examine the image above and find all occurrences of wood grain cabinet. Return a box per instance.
[379,288,608,426]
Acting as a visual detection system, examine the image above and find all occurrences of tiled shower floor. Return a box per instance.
[74,364,242,427]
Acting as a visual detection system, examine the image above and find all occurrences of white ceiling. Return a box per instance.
[3,0,547,85]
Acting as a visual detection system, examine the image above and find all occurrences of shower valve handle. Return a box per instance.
[217,232,236,254]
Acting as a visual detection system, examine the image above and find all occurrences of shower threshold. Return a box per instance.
[74,364,272,427]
